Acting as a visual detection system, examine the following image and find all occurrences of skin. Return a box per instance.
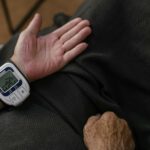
[83,112,135,150]
[11,13,92,81]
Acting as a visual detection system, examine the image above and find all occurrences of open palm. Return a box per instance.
[11,14,91,81]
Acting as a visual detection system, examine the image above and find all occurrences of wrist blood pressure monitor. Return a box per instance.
[0,62,30,106]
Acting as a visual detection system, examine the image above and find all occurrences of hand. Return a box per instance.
[11,14,91,81]
[83,112,135,150]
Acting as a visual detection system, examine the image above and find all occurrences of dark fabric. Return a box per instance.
[0,0,150,149]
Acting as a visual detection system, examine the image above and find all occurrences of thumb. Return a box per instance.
[26,13,42,35]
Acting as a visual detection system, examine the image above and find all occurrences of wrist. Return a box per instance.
[10,55,31,82]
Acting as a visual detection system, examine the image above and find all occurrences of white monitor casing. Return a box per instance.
[0,62,30,106]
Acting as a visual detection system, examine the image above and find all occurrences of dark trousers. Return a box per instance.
[0,0,150,149]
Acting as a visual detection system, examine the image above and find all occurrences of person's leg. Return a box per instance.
[0,94,87,150]
[63,0,150,149]
[63,0,122,113]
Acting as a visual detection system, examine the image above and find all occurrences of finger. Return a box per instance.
[25,13,42,35]
[96,112,118,125]
[63,43,88,64]
[60,20,90,43]
[119,119,135,149]
[119,118,129,128]
[83,115,101,132]
[119,118,132,134]
[63,27,92,51]
[53,18,82,37]
[100,112,118,121]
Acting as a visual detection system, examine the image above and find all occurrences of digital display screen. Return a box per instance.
[0,71,18,92]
